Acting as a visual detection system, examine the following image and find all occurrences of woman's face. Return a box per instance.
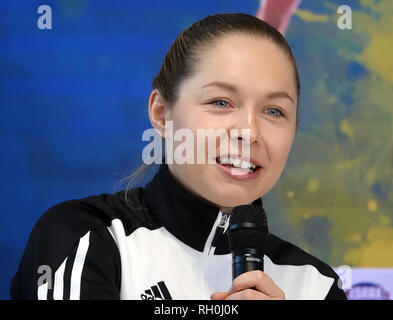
[158,34,298,208]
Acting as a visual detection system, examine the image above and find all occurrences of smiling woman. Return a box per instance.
[11,13,346,300]
[147,17,300,209]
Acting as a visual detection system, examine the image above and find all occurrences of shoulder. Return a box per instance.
[265,233,347,300]
[11,188,155,299]
[266,233,338,279]
[31,187,153,244]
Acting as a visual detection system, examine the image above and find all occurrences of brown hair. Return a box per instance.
[118,12,301,204]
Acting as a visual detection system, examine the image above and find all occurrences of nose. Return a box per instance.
[231,107,261,146]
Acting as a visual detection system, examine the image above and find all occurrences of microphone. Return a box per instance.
[227,204,269,280]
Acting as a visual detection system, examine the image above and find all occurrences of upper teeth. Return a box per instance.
[218,157,257,170]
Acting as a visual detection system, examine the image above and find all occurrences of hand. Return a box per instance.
[210,270,285,300]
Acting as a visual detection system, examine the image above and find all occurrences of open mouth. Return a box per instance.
[216,156,262,173]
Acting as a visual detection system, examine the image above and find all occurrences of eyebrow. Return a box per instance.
[201,81,295,104]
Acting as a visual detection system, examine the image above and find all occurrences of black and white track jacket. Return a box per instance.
[11,164,346,300]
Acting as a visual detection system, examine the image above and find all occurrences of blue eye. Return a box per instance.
[211,99,229,108]
[266,107,284,117]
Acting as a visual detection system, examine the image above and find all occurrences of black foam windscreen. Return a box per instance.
[227,204,269,251]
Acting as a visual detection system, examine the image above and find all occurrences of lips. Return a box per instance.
[216,155,262,173]
[215,155,262,180]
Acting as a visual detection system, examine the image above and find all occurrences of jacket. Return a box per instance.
[10,163,347,300]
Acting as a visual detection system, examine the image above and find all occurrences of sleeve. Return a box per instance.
[324,277,348,300]
[10,202,122,300]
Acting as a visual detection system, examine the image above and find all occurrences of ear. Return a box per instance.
[148,89,168,138]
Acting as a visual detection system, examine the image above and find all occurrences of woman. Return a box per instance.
[11,13,346,300]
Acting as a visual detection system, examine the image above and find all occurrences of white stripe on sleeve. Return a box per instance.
[53,257,68,300]
[69,231,90,300]
[37,282,48,300]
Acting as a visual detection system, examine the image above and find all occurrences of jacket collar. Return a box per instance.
[143,163,263,253]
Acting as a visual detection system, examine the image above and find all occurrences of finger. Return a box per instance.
[226,289,271,300]
[229,270,285,299]
[211,292,229,300]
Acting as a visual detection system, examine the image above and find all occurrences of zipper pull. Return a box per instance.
[218,214,228,228]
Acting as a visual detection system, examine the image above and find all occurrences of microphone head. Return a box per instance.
[227,204,269,252]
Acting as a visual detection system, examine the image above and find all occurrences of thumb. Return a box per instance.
[210,292,229,300]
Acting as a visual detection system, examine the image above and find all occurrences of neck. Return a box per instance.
[220,207,233,214]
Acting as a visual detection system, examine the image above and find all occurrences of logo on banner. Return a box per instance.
[346,282,390,300]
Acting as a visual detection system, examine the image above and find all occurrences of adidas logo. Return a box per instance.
[140,281,172,300]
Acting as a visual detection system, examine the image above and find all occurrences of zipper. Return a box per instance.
[208,213,229,255]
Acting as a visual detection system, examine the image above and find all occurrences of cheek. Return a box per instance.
[267,131,294,166]
[172,114,221,157]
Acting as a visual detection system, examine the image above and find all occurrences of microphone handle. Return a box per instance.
[232,248,264,280]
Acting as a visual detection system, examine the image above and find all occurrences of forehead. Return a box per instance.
[188,34,297,97]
